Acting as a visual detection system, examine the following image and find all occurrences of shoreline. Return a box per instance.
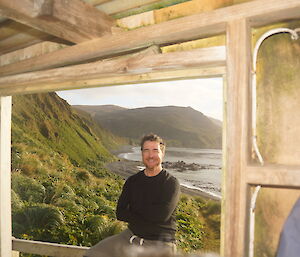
[105,159,221,201]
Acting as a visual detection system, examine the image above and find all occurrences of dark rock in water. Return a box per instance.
[163,160,202,172]
[162,161,221,172]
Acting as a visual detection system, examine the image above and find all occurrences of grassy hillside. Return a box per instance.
[12,93,127,247]
[11,93,220,255]
[74,105,222,149]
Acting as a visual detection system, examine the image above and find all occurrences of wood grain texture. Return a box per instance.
[0,41,67,66]
[246,165,300,187]
[96,0,163,15]
[0,0,116,43]
[0,46,225,95]
[12,238,88,257]
[0,96,12,257]
[223,18,252,257]
[0,0,299,77]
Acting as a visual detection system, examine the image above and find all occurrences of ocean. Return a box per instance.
[118,147,222,199]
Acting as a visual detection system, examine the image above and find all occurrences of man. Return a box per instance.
[84,133,180,257]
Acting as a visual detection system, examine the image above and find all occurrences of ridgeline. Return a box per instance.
[74,105,222,149]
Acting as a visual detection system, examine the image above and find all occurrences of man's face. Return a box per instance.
[142,141,164,170]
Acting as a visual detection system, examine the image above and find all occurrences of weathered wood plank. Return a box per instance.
[223,18,252,257]
[117,10,155,29]
[84,0,112,5]
[0,0,116,43]
[97,0,164,15]
[0,20,27,41]
[155,0,233,24]
[0,0,299,77]
[0,96,12,257]
[0,67,225,96]
[85,0,112,5]
[0,46,225,95]
[12,238,89,257]
[246,165,300,187]
[0,41,67,66]
[0,28,53,55]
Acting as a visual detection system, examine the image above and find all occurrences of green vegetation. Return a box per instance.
[11,93,220,256]
[176,195,220,252]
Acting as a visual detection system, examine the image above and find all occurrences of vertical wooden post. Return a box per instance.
[223,18,252,257]
[220,74,227,257]
[0,96,12,257]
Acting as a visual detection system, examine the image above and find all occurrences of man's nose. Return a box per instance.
[148,150,156,157]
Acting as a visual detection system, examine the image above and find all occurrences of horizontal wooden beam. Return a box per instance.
[0,0,116,43]
[0,67,225,96]
[0,28,53,55]
[0,0,299,77]
[0,41,67,66]
[85,0,112,5]
[12,238,89,257]
[246,164,300,188]
[0,46,225,95]
[97,0,168,15]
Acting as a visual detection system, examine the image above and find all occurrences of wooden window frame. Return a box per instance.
[1,1,300,256]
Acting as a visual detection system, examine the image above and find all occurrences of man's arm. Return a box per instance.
[116,178,154,226]
[116,179,131,222]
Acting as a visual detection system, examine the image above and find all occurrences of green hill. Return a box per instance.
[11,92,128,246]
[12,93,127,167]
[74,105,222,149]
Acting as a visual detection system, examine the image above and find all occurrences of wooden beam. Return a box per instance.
[0,46,225,95]
[0,28,53,55]
[0,41,66,66]
[0,15,6,23]
[13,238,89,257]
[223,18,252,257]
[85,0,112,5]
[0,96,12,257]
[97,0,167,15]
[0,0,299,77]
[0,0,114,35]
[246,165,300,188]
[0,20,27,41]
[0,67,225,96]
[0,0,116,43]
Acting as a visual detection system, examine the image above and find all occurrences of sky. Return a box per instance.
[56,77,223,120]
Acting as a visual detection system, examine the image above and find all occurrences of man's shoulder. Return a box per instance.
[127,170,144,181]
[163,170,180,185]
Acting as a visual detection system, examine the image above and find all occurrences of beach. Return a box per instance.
[105,159,221,201]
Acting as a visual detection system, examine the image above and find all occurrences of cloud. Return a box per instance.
[57,78,223,120]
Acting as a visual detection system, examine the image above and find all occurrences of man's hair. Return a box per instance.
[140,133,166,153]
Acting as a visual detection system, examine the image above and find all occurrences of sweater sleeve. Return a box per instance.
[116,178,152,226]
[142,176,180,223]
[116,179,131,222]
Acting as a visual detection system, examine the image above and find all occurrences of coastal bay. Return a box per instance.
[105,158,221,201]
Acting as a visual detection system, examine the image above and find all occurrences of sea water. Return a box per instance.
[118,147,222,199]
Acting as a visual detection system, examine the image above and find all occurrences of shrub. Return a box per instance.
[12,173,46,203]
